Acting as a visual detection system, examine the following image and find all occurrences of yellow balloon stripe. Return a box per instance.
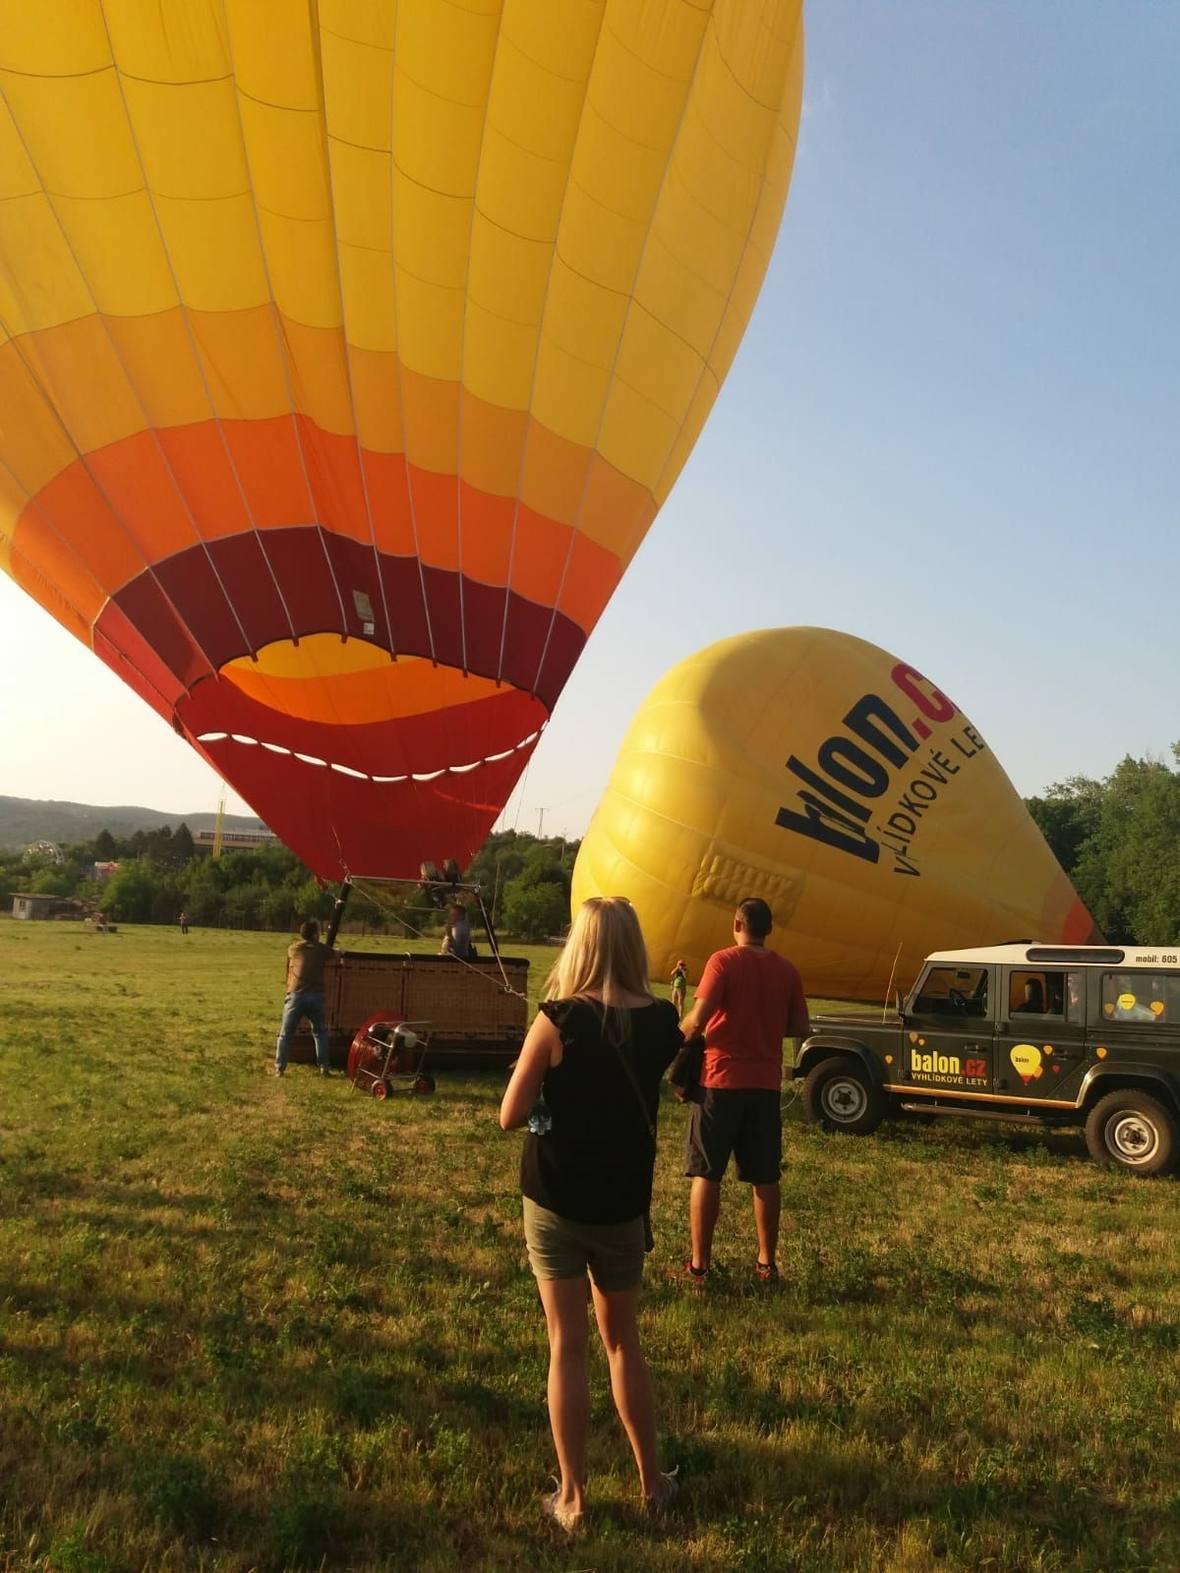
[0,0,801,502]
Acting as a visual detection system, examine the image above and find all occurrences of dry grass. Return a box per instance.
[2,918,1180,1571]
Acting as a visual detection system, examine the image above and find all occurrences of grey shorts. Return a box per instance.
[522,1198,645,1292]
[685,1088,782,1184]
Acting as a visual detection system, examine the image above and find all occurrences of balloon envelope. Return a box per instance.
[0,1,803,877]
[573,628,1100,1000]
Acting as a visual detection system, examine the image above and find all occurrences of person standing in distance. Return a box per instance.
[678,897,810,1285]
[273,919,334,1077]
[670,959,688,1018]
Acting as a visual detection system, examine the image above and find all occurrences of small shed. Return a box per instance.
[11,893,86,921]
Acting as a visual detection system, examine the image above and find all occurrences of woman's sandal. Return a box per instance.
[541,1479,585,1533]
[643,1466,680,1516]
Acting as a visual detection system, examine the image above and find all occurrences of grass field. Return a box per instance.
[3,919,1180,1572]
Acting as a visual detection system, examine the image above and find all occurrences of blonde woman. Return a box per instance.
[500,897,682,1530]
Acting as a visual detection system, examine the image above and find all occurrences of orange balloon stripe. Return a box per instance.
[0,305,659,545]
[11,419,623,643]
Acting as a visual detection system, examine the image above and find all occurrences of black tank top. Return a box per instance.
[520,997,682,1225]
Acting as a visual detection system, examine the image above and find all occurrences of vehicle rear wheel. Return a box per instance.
[412,1071,436,1096]
[1085,1089,1179,1176]
[371,1079,389,1102]
[802,1057,884,1135]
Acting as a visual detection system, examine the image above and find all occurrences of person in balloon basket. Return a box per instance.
[677,896,810,1286]
[499,897,682,1530]
[273,919,334,1078]
[440,903,477,962]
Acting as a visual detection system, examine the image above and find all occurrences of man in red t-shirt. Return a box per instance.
[678,897,810,1285]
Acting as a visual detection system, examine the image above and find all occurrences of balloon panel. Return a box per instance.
[573,628,1100,1000]
[0,1,804,878]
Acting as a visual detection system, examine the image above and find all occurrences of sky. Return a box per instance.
[2,2,1178,842]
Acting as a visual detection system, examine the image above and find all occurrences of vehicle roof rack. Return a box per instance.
[1025,946,1126,965]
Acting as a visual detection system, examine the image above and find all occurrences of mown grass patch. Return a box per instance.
[2,919,1180,1570]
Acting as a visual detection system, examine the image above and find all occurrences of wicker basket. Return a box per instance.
[287,949,528,1065]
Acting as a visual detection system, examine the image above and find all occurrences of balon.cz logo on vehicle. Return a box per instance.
[774,665,987,877]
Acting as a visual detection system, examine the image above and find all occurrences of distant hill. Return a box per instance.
[0,795,266,851]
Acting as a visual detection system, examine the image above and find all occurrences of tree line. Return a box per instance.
[1025,746,1180,945]
[2,827,578,943]
[8,746,1180,946]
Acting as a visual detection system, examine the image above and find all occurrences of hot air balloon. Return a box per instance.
[0,1,803,880]
[572,628,1101,1000]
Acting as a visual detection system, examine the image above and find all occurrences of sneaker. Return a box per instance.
[755,1260,779,1284]
[270,1065,286,1077]
[643,1466,680,1516]
[684,1261,710,1287]
[319,1067,334,1078]
[540,1479,585,1533]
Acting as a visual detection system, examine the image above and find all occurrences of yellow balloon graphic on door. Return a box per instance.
[1010,1044,1044,1081]
[572,628,1100,999]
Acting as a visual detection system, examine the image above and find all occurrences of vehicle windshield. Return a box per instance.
[911,965,989,1018]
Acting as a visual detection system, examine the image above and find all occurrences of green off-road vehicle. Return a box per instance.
[794,944,1180,1175]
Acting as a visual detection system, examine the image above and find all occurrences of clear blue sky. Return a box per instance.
[3,2,1178,839]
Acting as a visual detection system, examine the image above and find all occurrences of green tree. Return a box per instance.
[223,879,270,930]
[94,828,117,859]
[1071,753,1180,944]
[500,870,568,942]
[182,857,229,925]
[290,877,334,926]
[263,883,297,931]
[1026,776,1103,875]
[172,823,196,863]
[28,869,71,896]
[105,862,163,923]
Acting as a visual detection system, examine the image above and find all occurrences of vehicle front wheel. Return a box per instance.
[1085,1089,1179,1176]
[802,1056,885,1135]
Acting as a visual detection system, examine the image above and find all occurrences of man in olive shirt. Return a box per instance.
[274,919,334,1077]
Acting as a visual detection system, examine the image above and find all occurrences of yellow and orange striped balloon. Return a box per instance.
[0,1,803,877]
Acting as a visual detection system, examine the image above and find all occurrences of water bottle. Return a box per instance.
[527,1097,552,1136]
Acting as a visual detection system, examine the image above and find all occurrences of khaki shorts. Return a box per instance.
[522,1198,645,1292]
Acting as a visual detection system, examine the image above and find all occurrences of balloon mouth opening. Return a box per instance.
[218,634,510,725]
[193,724,545,783]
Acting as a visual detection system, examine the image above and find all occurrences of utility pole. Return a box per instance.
[537,807,545,839]
[212,791,226,858]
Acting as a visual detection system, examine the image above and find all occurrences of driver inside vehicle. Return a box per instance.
[1012,978,1047,1015]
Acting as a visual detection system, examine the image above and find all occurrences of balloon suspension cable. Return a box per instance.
[349,876,526,1001]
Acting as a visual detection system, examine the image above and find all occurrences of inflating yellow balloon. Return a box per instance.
[573,628,1100,1000]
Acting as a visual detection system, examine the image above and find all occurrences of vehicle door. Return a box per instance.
[902,963,994,1094]
[1095,968,1180,1084]
[995,966,1086,1101]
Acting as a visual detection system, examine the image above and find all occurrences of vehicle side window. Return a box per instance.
[914,966,988,1018]
[1008,969,1083,1022]
[1100,972,1180,1024]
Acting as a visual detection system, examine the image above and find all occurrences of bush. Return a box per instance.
[500,873,568,941]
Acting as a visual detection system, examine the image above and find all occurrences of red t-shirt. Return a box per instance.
[696,945,811,1091]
